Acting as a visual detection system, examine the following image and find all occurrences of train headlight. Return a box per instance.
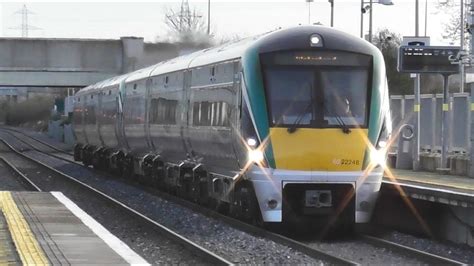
[310,35,320,45]
[310,34,323,47]
[377,140,387,149]
[370,149,386,167]
[247,138,257,147]
[249,149,264,163]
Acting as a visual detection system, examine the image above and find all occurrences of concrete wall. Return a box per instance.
[0,37,201,87]
[0,38,122,72]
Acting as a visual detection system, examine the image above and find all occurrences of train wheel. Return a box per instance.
[152,158,165,189]
[121,154,133,179]
[230,183,258,223]
[73,144,83,161]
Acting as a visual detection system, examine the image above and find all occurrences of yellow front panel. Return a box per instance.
[270,128,369,171]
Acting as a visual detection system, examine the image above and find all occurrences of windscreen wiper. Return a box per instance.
[287,101,312,134]
[323,104,351,134]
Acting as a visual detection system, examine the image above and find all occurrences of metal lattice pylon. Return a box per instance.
[9,4,40,37]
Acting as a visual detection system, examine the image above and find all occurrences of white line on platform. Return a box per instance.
[383,180,474,198]
[51,191,150,266]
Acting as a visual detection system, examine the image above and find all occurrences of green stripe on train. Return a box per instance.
[363,45,386,168]
[242,45,276,168]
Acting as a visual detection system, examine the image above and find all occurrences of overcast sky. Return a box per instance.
[0,1,459,45]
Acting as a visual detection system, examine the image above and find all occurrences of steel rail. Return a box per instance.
[0,129,77,165]
[2,130,358,265]
[5,129,462,265]
[0,138,232,265]
[124,180,359,265]
[0,156,42,192]
[0,127,73,155]
[359,234,465,265]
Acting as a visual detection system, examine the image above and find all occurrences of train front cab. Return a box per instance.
[241,27,390,226]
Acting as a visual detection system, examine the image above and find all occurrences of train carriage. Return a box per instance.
[73,26,391,228]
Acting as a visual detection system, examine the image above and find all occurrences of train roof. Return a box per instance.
[76,25,380,96]
[76,32,269,96]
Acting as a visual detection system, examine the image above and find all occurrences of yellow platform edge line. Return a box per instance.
[0,192,49,265]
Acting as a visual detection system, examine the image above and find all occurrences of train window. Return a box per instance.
[264,67,369,128]
[108,90,111,95]
[85,106,96,125]
[91,94,93,99]
[150,98,177,125]
[193,100,230,127]
[133,84,137,90]
[165,76,169,84]
[210,67,215,76]
[124,97,145,124]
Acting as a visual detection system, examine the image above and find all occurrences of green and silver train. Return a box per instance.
[73,26,391,228]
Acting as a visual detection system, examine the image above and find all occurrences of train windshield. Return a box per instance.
[261,50,371,128]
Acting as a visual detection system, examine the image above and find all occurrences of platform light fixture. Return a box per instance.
[360,0,394,41]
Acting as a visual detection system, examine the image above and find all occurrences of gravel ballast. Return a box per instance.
[0,132,323,264]
[0,159,31,191]
[0,140,209,264]
[305,238,428,265]
[8,128,474,265]
[378,230,474,264]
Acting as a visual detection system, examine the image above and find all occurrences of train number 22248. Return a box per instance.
[332,158,360,166]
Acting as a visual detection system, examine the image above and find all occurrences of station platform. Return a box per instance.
[0,191,147,265]
[382,169,474,207]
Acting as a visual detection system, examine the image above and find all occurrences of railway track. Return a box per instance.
[0,156,41,191]
[0,128,73,156]
[0,128,467,265]
[0,135,231,265]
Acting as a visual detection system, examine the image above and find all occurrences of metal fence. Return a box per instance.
[390,93,471,154]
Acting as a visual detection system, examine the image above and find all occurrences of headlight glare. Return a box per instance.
[249,149,264,163]
[370,148,386,167]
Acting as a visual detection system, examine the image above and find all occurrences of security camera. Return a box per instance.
[361,5,370,13]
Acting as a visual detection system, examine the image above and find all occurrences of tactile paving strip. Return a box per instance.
[13,192,69,265]
[0,211,20,265]
[0,191,49,265]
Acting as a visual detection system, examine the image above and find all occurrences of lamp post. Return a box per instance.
[360,0,394,41]
[306,0,314,24]
[306,0,334,26]
[329,0,334,27]
[207,0,210,35]
[460,0,465,92]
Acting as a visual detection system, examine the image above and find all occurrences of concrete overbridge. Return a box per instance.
[0,36,199,88]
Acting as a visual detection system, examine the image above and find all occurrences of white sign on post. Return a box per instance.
[401,36,430,46]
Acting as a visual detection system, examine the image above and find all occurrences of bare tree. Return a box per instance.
[436,0,469,48]
[372,29,414,95]
[163,0,211,45]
